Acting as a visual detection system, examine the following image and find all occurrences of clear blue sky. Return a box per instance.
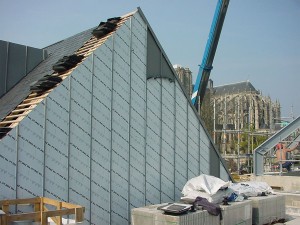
[1,0,299,118]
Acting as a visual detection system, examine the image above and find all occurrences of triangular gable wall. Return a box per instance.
[0,8,230,225]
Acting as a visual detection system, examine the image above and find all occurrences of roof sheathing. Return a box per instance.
[0,12,134,134]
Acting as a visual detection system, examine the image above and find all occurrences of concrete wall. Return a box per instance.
[252,175,300,192]
[0,12,230,225]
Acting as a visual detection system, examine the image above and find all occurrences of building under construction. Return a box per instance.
[0,8,231,225]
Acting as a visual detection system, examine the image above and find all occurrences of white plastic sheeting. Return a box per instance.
[181,175,274,204]
[182,174,230,196]
[229,181,274,197]
[181,174,232,204]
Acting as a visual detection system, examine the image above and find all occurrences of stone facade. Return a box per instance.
[173,70,281,157]
[173,65,193,97]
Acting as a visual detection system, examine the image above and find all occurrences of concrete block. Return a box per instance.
[249,195,285,225]
[131,203,219,225]
[220,200,252,225]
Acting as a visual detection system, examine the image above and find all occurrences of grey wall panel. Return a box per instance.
[7,43,26,90]
[0,127,17,200]
[188,106,200,179]
[17,102,45,199]
[210,143,220,178]
[175,82,188,199]
[200,124,211,148]
[220,163,230,181]
[111,20,131,225]
[91,41,113,225]
[146,31,161,78]
[44,82,70,201]
[69,59,93,225]
[0,41,45,97]
[129,14,147,211]
[0,41,8,97]
[200,125,210,174]
[145,79,161,205]
[26,46,44,74]
[161,80,175,202]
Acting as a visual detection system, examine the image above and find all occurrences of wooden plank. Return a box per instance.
[0,197,40,206]
[42,197,60,207]
[44,208,75,217]
[0,123,17,129]
[0,214,7,225]
[18,100,40,108]
[11,106,35,114]
[0,119,23,125]
[61,202,81,209]
[23,95,47,103]
[78,43,97,51]
[41,211,47,225]
[75,207,84,222]
[5,112,29,119]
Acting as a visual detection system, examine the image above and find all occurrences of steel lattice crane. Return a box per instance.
[191,0,230,109]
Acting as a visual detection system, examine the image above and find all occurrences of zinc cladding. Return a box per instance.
[0,8,231,225]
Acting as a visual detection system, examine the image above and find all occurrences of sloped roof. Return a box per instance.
[0,28,93,120]
[0,12,133,131]
[214,80,257,96]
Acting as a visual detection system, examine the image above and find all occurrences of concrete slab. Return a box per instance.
[284,215,300,225]
[251,175,300,192]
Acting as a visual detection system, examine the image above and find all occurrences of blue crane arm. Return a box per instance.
[191,0,230,108]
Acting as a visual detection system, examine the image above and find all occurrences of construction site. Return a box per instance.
[0,1,300,225]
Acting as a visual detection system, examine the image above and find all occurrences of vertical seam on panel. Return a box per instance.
[25,46,28,75]
[67,76,72,202]
[173,81,176,200]
[159,53,162,203]
[43,99,47,197]
[128,17,133,223]
[186,95,189,180]
[144,26,148,206]
[15,125,19,213]
[109,34,115,225]
[89,54,94,224]
[5,42,9,93]
[199,114,201,174]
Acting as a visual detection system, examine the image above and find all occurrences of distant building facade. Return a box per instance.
[212,80,281,131]
[207,80,281,154]
[173,66,281,155]
[173,65,193,96]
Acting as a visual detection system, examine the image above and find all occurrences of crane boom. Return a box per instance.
[191,0,230,108]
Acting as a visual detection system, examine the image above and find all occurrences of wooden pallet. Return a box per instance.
[0,197,84,225]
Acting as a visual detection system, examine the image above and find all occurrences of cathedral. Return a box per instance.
[174,65,281,156]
